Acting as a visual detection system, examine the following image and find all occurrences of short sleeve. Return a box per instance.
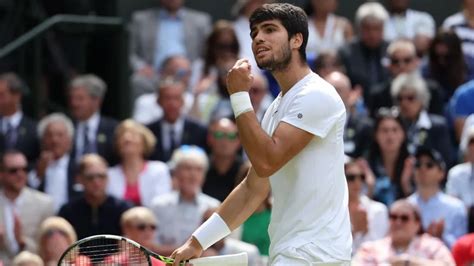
[281,88,345,138]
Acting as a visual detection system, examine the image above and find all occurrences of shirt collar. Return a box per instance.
[163,117,185,134]
[52,154,70,168]
[414,191,441,203]
[79,112,100,133]
[159,9,185,20]
[2,110,23,129]
[416,110,432,130]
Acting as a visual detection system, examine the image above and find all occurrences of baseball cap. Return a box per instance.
[415,146,446,170]
[452,233,474,266]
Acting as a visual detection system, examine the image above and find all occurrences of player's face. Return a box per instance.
[251,20,292,71]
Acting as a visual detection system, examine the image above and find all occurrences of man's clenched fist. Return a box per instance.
[226,59,254,95]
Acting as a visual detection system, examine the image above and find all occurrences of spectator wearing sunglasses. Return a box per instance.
[203,118,247,202]
[408,147,467,248]
[391,72,454,167]
[369,39,443,117]
[37,216,77,266]
[353,199,455,265]
[345,157,388,254]
[0,150,54,264]
[58,154,132,240]
[121,207,159,252]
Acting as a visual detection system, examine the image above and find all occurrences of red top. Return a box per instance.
[123,163,148,206]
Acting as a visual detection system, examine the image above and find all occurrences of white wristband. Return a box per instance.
[230,91,253,118]
[192,213,231,250]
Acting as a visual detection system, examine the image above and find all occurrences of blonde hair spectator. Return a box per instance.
[37,217,77,265]
[355,2,389,28]
[168,145,209,171]
[114,119,156,157]
[12,251,44,266]
[121,206,158,228]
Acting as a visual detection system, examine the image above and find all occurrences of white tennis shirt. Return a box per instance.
[261,72,352,261]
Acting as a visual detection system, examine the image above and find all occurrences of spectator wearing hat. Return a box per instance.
[452,233,474,266]
[408,147,467,248]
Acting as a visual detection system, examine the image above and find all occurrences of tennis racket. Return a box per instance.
[58,234,248,266]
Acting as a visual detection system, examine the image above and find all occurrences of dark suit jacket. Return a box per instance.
[368,78,444,118]
[72,115,119,166]
[0,115,39,164]
[147,117,208,162]
[338,39,390,102]
[344,113,373,158]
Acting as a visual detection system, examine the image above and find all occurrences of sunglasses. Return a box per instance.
[45,228,68,238]
[414,161,436,169]
[391,56,414,66]
[212,131,238,140]
[389,213,411,223]
[397,94,417,102]
[346,174,365,182]
[4,166,28,174]
[135,223,157,231]
[83,173,107,181]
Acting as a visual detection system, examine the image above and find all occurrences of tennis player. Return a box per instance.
[171,3,352,265]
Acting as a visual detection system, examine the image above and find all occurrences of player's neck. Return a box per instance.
[272,61,311,95]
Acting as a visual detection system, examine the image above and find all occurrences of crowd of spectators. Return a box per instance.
[1,0,474,265]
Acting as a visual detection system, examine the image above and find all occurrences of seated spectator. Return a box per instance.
[108,120,171,207]
[59,154,132,239]
[0,151,54,263]
[338,2,390,102]
[150,146,220,255]
[147,77,207,162]
[391,72,454,166]
[37,216,77,266]
[353,199,455,265]
[383,0,435,57]
[0,73,39,165]
[452,233,474,266]
[460,116,474,157]
[325,71,372,158]
[128,0,211,99]
[345,157,388,253]
[305,0,353,60]
[68,74,118,165]
[408,147,467,248]
[133,55,195,125]
[367,108,413,205]
[447,126,474,209]
[203,118,247,202]
[369,39,443,116]
[449,79,474,142]
[201,208,262,266]
[28,113,82,211]
[443,0,474,58]
[314,50,346,77]
[12,251,43,266]
[249,74,273,122]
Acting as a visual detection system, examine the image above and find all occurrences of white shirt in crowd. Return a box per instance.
[0,191,23,254]
[384,9,435,41]
[261,72,352,262]
[447,162,474,208]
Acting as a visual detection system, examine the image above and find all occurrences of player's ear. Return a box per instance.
[290,33,303,50]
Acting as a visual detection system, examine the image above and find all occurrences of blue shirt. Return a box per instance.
[451,80,474,117]
[408,191,467,248]
[154,10,187,70]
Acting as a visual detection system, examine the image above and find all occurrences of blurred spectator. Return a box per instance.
[408,147,467,248]
[369,39,444,117]
[37,216,77,266]
[147,78,207,162]
[452,233,474,266]
[249,74,273,122]
[68,74,118,165]
[305,0,353,60]
[338,2,390,102]
[232,0,269,72]
[59,154,131,239]
[422,31,473,102]
[133,55,194,125]
[368,108,412,205]
[108,120,171,207]
[201,208,262,266]
[28,113,81,211]
[203,118,247,202]
[325,71,372,158]
[391,72,454,166]
[313,50,346,77]
[443,0,474,58]
[0,73,39,164]
[12,251,43,266]
[191,20,240,124]
[121,207,159,252]
[150,146,220,255]
[353,199,455,265]
[345,157,388,253]
[0,151,54,263]
[129,0,211,98]
[446,127,474,229]
[449,79,474,142]
[460,115,474,156]
[383,0,435,57]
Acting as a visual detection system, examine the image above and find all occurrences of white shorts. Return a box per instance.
[270,242,351,265]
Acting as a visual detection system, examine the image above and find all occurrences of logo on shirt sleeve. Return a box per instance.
[297,113,303,119]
